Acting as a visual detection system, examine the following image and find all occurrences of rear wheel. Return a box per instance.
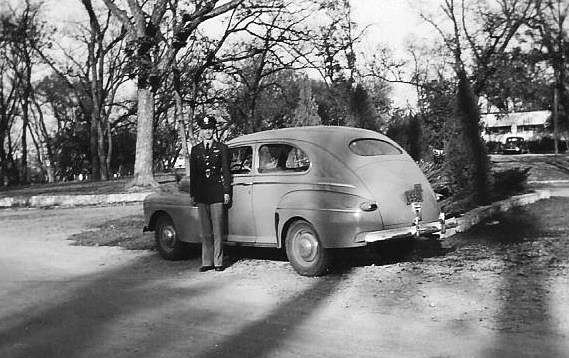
[155,214,189,260]
[285,220,330,276]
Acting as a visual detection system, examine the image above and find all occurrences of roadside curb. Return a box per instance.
[443,189,551,239]
[528,179,569,184]
[0,192,153,209]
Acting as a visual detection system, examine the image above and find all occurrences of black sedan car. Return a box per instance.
[502,137,529,154]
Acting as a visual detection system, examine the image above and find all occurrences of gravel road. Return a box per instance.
[1,196,569,357]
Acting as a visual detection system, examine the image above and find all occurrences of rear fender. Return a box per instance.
[277,190,383,248]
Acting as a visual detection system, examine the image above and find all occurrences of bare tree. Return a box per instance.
[224,0,316,133]
[0,34,21,185]
[101,0,244,187]
[31,2,130,181]
[307,0,367,86]
[0,0,49,184]
[533,0,569,153]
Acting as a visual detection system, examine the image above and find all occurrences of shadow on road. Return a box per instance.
[456,198,569,357]
[195,276,343,358]
[0,255,219,358]
[0,250,346,358]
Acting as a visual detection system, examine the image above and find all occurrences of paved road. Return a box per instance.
[1,197,568,357]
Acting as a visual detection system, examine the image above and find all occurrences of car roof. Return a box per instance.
[227,126,393,146]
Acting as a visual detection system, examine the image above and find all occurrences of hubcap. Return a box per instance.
[161,226,176,248]
[295,230,318,262]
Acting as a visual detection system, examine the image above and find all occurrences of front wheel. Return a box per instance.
[285,220,330,276]
[155,214,189,260]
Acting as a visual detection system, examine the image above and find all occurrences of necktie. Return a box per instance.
[206,143,210,151]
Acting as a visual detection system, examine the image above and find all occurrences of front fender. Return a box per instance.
[276,190,384,248]
[143,192,201,243]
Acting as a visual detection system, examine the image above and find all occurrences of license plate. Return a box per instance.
[405,184,423,204]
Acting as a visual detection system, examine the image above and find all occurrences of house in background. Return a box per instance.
[481,110,550,143]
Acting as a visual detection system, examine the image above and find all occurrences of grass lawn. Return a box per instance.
[490,154,569,182]
[0,173,177,198]
[68,215,153,251]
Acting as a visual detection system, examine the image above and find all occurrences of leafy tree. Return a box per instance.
[423,0,540,203]
[349,83,381,131]
[51,116,91,181]
[417,78,456,150]
[482,48,551,112]
[227,69,301,135]
[291,78,321,127]
[386,110,425,161]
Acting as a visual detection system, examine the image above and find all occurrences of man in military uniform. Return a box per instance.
[189,115,231,272]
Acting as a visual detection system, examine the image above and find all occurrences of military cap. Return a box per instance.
[198,115,217,129]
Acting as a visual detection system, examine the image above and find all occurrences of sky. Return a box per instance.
[4,0,441,107]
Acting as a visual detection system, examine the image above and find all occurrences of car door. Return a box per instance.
[227,145,256,243]
[252,143,310,245]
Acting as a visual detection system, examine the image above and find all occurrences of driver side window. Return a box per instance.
[229,146,253,175]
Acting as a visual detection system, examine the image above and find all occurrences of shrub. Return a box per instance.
[486,141,503,154]
[417,159,450,198]
[418,160,529,216]
[444,77,492,204]
[527,136,568,153]
[492,167,530,200]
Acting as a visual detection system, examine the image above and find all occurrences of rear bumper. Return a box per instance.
[354,214,457,243]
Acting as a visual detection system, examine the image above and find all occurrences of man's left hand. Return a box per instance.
[224,194,231,205]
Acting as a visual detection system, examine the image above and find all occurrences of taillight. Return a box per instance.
[360,201,378,211]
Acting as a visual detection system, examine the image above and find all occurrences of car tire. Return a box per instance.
[285,220,330,276]
[155,214,189,260]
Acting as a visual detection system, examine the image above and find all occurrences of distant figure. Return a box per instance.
[189,115,231,272]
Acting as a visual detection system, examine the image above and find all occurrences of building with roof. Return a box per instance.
[481,110,550,143]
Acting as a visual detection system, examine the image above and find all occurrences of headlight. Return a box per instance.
[360,201,378,212]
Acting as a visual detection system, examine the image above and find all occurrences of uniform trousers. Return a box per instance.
[197,202,225,267]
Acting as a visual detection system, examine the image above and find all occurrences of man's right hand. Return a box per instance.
[190,196,197,206]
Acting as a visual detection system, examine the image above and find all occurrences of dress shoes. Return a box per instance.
[199,265,214,272]
[214,266,225,272]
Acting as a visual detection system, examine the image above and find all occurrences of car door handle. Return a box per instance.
[233,182,253,186]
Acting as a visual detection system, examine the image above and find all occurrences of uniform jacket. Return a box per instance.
[189,140,231,204]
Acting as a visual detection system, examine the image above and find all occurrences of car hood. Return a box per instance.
[354,157,440,227]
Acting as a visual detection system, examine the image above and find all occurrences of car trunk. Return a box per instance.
[354,157,440,228]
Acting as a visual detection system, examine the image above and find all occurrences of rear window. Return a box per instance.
[349,139,402,156]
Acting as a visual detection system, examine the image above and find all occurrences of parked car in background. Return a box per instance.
[502,136,530,154]
[143,126,450,276]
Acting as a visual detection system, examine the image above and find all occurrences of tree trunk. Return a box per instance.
[106,118,112,178]
[131,87,156,187]
[20,86,29,184]
[175,90,190,177]
[32,96,56,183]
[90,116,101,180]
[0,119,8,186]
[97,120,108,180]
[554,82,559,155]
